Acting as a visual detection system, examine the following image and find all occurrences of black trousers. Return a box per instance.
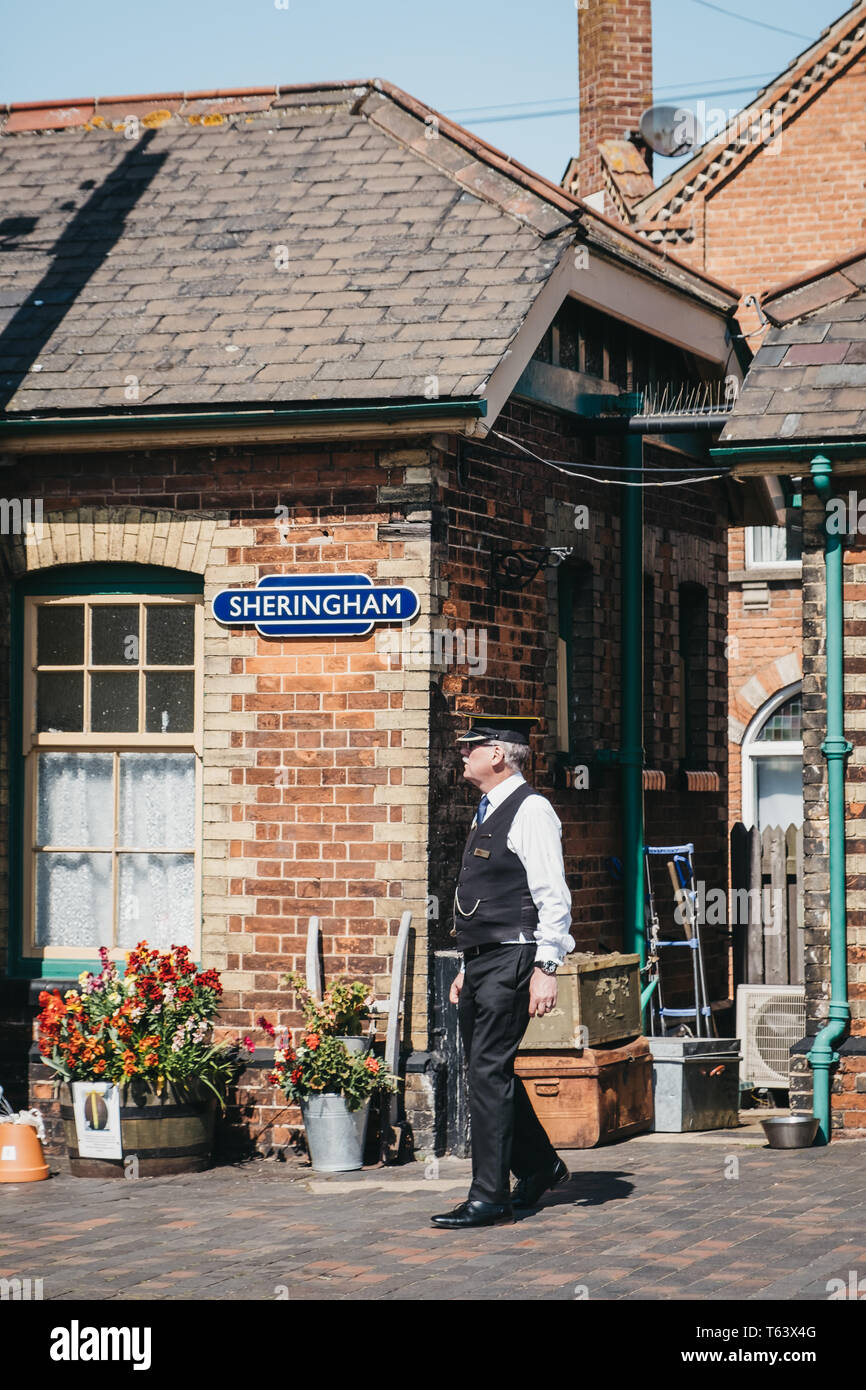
[457,943,559,1204]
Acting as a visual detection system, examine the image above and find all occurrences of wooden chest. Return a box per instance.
[520,951,641,1050]
[514,1038,653,1148]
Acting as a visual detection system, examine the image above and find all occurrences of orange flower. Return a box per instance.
[304,1033,320,1050]
[364,1057,380,1074]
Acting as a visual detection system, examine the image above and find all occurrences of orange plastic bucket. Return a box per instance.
[0,1122,49,1182]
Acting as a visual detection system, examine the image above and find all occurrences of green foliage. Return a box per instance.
[267,1032,398,1112]
[283,970,374,1037]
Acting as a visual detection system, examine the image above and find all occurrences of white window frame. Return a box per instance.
[21,593,204,963]
[741,681,803,830]
[744,525,801,571]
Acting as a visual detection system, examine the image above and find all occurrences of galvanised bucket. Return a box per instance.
[300,1094,371,1172]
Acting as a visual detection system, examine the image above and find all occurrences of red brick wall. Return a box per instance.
[793,492,866,1136]
[659,53,866,289]
[0,438,414,1155]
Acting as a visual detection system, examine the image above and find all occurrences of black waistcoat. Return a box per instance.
[452,780,540,949]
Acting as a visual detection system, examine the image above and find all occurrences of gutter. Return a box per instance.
[0,398,487,454]
[712,440,866,469]
[807,456,852,1145]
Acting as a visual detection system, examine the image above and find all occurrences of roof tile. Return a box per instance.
[723,282,866,446]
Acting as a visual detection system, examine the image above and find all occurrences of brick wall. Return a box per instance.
[793,488,866,1136]
[0,437,434,1154]
[429,398,731,1015]
[644,53,866,288]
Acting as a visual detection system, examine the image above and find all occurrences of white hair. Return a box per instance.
[497,740,532,775]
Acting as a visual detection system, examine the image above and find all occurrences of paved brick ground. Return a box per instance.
[4,1123,866,1302]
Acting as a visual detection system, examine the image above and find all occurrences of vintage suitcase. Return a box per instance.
[520,951,641,1050]
[514,1038,653,1148]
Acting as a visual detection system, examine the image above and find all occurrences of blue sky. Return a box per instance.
[2,0,850,184]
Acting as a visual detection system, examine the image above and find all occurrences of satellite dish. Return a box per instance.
[639,104,703,159]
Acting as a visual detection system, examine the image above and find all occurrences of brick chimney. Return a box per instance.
[576,0,653,205]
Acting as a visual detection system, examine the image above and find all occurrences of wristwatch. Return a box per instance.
[535,959,558,976]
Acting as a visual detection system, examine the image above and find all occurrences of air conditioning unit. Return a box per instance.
[736,985,806,1089]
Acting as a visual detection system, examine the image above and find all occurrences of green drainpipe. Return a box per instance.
[618,406,646,979]
[808,455,852,1145]
[576,391,648,1012]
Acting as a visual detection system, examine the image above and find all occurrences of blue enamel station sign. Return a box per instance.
[211,573,420,638]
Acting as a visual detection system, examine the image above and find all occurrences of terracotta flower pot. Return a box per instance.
[0,1122,49,1183]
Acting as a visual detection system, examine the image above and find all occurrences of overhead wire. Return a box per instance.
[449,72,778,118]
[687,0,813,42]
[480,429,728,488]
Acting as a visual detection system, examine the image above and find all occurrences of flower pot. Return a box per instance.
[300,1094,371,1172]
[59,1080,217,1178]
[0,1122,49,1183]
[335,1035,371,1055]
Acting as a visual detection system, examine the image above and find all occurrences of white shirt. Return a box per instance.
[457,772,574,971]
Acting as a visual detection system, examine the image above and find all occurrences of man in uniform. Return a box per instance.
[431,716,574,1229]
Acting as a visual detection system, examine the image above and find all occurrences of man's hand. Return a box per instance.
[528,967,558,1018]
[449,970,464,1005]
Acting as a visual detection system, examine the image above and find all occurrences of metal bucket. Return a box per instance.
[301,1095,370,1172]
[648,1037,742,1132]
[760,1115,820,1149]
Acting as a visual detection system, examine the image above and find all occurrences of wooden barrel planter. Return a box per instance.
[59,1081,217,1178]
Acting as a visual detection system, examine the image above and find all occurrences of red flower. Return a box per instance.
[364,1057,380,1074]
[266,1071,280,1086]
[194,969,222,993]
[176,985,193,1003]
[290,1067,302,1084]
[242,1036,255,1053]
[304,1033,320,1050]
[256,1015,276,1038]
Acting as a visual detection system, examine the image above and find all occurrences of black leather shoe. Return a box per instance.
[511,1157,570,1209]
[430,1199,514,1228]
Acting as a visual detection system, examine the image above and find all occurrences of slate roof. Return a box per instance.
[0,80,587,416]
[719,250,866,444]
[0,79,739,422]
